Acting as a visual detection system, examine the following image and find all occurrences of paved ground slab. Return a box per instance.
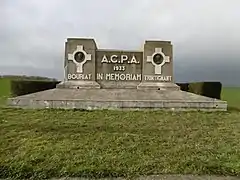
[7,89,227,111]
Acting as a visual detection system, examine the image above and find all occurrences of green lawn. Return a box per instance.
[0,78,11,106]
[0,109,240,179]
[222,87,240,110]
[0,79,240,179]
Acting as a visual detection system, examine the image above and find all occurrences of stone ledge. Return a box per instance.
[7,88,227,111]
[56,81,100,89]
[137,82,180,91]
[7,99,227,111]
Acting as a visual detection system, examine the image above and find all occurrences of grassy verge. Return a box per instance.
[222,87,240,110]
[0,78,11,106]
[0,109,240,179]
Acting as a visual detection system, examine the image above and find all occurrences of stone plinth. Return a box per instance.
[137,40,178,90]
[7,88,227,111]
[63,38,100,88]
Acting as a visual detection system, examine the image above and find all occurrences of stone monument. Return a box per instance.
[8,37,227,111]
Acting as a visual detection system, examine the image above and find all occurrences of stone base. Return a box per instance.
[7,88,227,111]
[137,82,180,91]
[99,81,140,89]
[56,80,100,89]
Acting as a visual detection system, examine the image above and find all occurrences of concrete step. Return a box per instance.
[7,88,227,111]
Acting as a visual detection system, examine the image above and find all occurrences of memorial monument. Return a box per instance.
[8,38,227,111]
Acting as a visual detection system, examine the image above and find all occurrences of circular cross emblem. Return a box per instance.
[153,53,164,65]
[74,52,85,63]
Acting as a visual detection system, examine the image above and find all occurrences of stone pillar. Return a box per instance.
[137,40,180,90]
[57,38,100,89]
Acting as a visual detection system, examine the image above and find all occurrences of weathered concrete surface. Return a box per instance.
[57,81,101,89]
[7,89,227,111]
[137,82,180,91]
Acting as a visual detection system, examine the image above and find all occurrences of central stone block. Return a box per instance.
[96,50,142,88]
[57,38,179,90]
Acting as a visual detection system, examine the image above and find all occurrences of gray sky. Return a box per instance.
[1,0,240,85]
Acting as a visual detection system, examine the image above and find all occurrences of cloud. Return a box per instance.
[0,0,240,83]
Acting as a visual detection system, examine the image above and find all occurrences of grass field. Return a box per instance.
[1,109,240,179]
[222,87,240,110]
[0,78,11,106]
[0,78,240,179]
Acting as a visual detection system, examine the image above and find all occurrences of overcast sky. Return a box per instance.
[0,0,240,84]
